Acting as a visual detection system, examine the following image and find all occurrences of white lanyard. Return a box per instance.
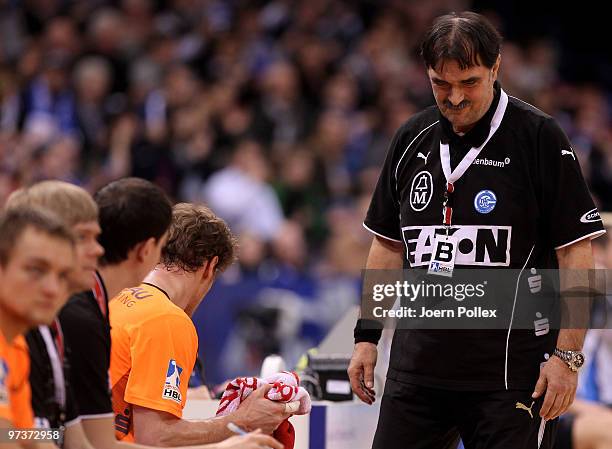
[427,90,509,277]
[440,89,509,185]
[39,324,66,408]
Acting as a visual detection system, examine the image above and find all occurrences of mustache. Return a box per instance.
[444,100,470,110]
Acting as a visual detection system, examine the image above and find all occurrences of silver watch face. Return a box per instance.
[573,352,585,368]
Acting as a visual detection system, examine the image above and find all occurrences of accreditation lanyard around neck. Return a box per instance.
[439,90,509,231]
[92,271,107,318]
[39,321,66,408]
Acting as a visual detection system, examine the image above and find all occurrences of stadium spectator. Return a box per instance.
[201,140,284,241]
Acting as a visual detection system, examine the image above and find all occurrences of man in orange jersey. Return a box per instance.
[0,207,75,429]
[5,180,104,431]
[110,203,290,446]
[0,325,32,432]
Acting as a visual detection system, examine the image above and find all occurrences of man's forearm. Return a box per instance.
[75,416,231,449]
[365,236,404,269]
[556,328,586,351]
[135,413,234,447]
[555,239,593,352]
[355,236,404,344]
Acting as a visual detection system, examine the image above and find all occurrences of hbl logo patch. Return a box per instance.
[427,235,458,277]
[0,359,8,405]
[162,359,183,404]
[410,171,433,212]
[474,190,497,214]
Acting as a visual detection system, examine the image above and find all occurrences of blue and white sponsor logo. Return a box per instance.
[428,261,453,276]
[474,190,497,214]
[165,359,183,387]
[162,359,183,403]
[0,358,8,404]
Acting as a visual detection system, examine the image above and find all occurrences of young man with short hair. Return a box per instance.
[58,177,173,448]
[6,181,103,295]
[0,207,75,428]
[110,203,291,445]
[5,181,104,430]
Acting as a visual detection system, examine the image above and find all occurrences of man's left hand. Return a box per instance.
[532,355,577,420]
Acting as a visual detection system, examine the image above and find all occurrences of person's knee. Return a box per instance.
[572,408,612,449]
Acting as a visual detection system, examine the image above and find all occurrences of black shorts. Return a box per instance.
[372,378,558,449]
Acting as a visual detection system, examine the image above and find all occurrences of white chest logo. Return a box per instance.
[561,149,576,160]
[417,151,431,165]
[402,225,512,267]
[410,171,433,212]
[580,208,601,223]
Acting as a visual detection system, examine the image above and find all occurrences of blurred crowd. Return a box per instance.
[1,0,611,383]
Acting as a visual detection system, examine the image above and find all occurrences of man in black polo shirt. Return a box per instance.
[58,177,172,447]
[348,11,605,449]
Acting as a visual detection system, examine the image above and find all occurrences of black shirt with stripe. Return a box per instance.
[27,325,79,428]
[363,85,605,390]
[58,284,113,418]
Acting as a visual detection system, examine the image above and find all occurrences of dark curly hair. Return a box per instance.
[161,203,237,273]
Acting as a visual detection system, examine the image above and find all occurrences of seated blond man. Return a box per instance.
[6,181,103,430]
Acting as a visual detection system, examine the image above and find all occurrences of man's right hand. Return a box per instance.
[231,384,291,434]
[348,342,378,404]
[217,430,283,449]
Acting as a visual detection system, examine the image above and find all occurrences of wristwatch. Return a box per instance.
[553,348,585,372]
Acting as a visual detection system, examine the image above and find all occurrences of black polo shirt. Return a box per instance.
[27,324,78,428]
[364,85,605,390]
[58,274,113,419]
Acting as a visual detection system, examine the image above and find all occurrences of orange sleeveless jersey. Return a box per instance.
[109,283,198,441]
[0,330,34,427]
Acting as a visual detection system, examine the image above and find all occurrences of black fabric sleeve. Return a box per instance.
[364,128,403,242]
[26,328,79,427]
[25,330,51,424]
[59,295,113,417]
[63,360,79,424]
[538,117,605,249]
[354,318,383,345]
